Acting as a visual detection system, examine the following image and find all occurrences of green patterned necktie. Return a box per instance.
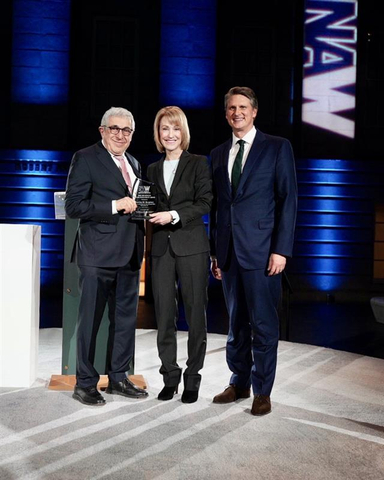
[231,139,245,195]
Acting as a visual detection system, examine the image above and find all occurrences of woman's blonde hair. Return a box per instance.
[153,106,190,153]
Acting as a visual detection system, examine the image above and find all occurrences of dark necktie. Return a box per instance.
[115,155,132,193]
[231,139,245,195]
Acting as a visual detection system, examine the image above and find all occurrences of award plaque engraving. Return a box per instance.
[131,179,157,220]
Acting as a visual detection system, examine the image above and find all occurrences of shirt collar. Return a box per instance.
[101,139,126,158]
[232,126,257,147]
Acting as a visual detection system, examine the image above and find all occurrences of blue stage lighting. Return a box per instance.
[159,0,216,108]
[292,158,377,292]
[0,149,71,288]
[11,0,71,105]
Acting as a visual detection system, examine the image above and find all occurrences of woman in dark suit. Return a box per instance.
[147,106,212,403]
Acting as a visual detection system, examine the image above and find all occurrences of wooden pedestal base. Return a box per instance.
[48,374,147,391]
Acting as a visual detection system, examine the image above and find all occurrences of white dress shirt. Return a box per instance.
[163,159,180,224]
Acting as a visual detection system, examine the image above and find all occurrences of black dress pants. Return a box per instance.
[76,261,140,388]
[152,244,209,391]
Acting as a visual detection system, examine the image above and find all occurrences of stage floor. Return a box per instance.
[136,288,384,360]
[0,328,383,480]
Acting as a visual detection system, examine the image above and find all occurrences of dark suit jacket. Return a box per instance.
[146,151,213,257]
[65,141,145,268]
[210,129,298,270]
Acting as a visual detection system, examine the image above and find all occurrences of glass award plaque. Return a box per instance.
[131,179,157,220]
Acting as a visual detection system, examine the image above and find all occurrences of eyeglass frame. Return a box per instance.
[102,125,134,136]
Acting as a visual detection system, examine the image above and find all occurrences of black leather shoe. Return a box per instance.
[158,385,178,401]
[72,385,106,406]
[181,389,198,404]
[106,377,148,398]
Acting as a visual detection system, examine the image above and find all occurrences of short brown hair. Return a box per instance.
[224,86,258,110]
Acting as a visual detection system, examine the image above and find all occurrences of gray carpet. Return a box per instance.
[1,328,384,480]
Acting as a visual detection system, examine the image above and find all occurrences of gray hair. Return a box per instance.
[100,107,135,131]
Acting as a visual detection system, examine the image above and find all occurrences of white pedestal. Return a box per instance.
[0,224,41,387]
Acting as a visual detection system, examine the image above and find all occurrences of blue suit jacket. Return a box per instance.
[210,129,298,270]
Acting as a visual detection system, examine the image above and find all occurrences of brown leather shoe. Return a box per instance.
[212,385,251,404]
[251,394,271,416]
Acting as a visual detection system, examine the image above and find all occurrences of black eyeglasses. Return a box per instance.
[103,125,133,136]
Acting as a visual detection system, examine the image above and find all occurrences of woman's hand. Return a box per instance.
[148,212,173,225]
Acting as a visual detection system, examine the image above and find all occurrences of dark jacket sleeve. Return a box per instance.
[177,156,212,227]
[65,150,114,222]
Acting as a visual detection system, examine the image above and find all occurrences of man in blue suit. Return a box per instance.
[210,86,298,415]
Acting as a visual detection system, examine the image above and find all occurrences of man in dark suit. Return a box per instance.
[210,87,298,415]
[65,106,148,405]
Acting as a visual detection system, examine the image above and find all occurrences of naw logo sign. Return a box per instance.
[302,0,358,139]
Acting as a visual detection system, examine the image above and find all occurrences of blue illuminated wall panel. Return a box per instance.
[160,0,216,107]
[0,150,71,288]
[288,158,384,296]
[12,0,71,104]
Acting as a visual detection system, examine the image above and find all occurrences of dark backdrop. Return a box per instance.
[1,0,384,332]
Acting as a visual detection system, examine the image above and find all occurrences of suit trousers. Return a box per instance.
[151,244,209,391]
[221,246,282,396]
[76,261,140,388]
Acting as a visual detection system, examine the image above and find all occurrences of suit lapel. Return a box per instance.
[169,151,190,198]
[219,141,232,196]
[155,157,168,197]
[95,141,127,190]
[125,152,141,179]
[125,153,141,195]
